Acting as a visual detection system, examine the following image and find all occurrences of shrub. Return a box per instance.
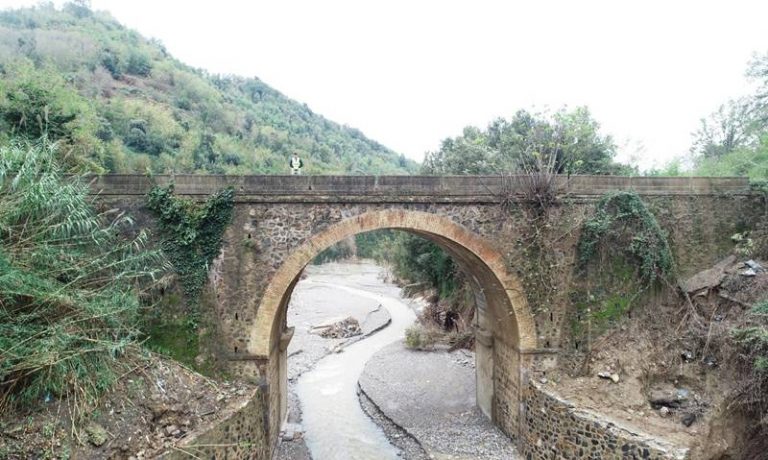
[0,142,165,414]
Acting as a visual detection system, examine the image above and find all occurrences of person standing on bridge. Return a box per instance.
[289,153,304,175]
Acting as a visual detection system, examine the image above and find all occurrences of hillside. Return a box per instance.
[0,2,417,175]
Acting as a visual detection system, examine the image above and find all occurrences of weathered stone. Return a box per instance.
[679,255,735,293]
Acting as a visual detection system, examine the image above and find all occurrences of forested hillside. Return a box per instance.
[0,3,417,175]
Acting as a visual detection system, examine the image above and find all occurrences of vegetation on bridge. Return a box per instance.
[578,190,674,285]
[146,184,234,304]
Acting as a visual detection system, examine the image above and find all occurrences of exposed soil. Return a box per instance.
[0,355,253,459]
[549,258,768,459]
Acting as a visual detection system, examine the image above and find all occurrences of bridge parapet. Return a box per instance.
[89,175,750,201]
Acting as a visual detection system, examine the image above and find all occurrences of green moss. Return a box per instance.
[570,254,646,343]
[593,294,631,324]
[143,320,199,368]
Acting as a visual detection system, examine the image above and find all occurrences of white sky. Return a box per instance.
[2,1,768,169]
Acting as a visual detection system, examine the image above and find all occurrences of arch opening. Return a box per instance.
[249,209,536,444]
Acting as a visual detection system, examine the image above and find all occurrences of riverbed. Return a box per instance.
[278,261,412,459]
[276,261,517,460]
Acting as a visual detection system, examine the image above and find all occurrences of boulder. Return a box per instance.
[679,255,735,293]
[648,384,691,409]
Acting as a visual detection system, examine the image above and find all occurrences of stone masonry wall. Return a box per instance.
[521,382,689,460]
[91,175,761,455]
[493,334,521,437]
[164,387,269,460]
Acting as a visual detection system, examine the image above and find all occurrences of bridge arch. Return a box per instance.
[249,209,537,439]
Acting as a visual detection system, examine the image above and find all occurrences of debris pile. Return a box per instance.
[311,317,362,339]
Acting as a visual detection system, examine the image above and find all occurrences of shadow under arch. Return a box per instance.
[249,209,537,440]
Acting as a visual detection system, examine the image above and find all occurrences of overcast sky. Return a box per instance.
[2,1,768,169]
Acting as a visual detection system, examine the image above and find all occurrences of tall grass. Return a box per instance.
[0,141,165,416]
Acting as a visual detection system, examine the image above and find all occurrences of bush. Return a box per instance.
[126,51,152,77]
[0,142,165,414]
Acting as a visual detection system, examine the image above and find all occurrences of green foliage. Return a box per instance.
[313,238,355,265]
[146,184,234,303]
[578,191,674,284]
[733,326,768,362]
[0,60,95,141]
[404,325,440,350]
[404,326,424,349]
[422,107,631,176]
[388,232,458,299]
[143,320,199,368]
[0,142,164,412]
[0,3,417,175]
[752,300,768,316]
[354,230,396,260]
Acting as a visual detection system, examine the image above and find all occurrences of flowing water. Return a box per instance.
[293,262,417,460]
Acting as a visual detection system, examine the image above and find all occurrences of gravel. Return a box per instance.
[359,342,519,460]
[358,385,429,460]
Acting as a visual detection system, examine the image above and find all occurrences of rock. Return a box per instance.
[649,384,690,409]
[539,377,548,384]
[86,422,108,447]
[165,425,178,435]
[745,260,764,272]
[681,350,694,362]
[597,372,620,383]
[740,268,757,277]
[281,422,303,441]
[682,412,697,427]
[659,407,670,417]
[679,255,735,293]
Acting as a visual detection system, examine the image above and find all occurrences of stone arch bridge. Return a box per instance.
[94,174,755,457]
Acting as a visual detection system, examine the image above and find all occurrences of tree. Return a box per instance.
[0,60,89,141]
[687,51,768,179]
[422,107,626,176]
[747,51,768,119]
[691,98,758,158]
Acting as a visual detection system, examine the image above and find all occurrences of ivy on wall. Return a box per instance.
[146,184,235,303]
[578,190,674,285]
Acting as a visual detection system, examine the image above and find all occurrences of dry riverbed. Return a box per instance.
[275,261,518,460]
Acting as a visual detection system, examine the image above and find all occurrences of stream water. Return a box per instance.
[294,263,417,460]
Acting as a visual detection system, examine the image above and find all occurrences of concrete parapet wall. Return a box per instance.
[521,382,688,460]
